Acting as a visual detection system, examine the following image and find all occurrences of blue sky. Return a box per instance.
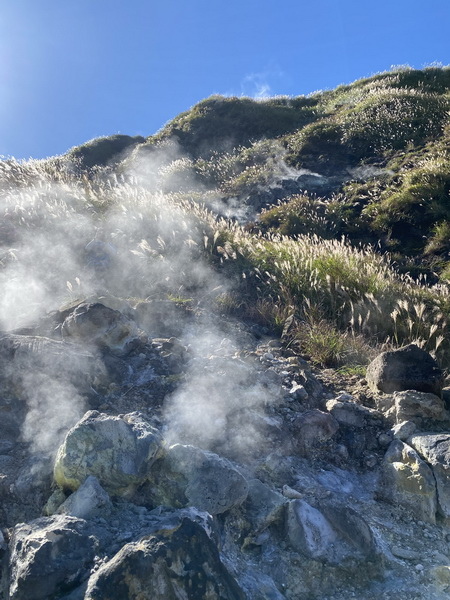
[0,0,449,159]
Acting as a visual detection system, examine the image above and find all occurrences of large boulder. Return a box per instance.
[85,517,245,600]
[379,439,437,523]
[366,344,444,396]
[409,433,450,520]
[54,411,163,496]
[6,516,97,600]
[146,444,249,515]
[61,302,141,355]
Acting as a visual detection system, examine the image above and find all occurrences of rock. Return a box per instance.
[318,502,378,558]
[388,390,449,425]
[282,484,304,499]
[289,382,308,401]
[56,476,112,519]
[7,516,97,600]
[0,333,105,394]
[286,499,338,561]
[391,545,421,560]
[430,565,450,589]
[147,444,248,515]
[291,410,339,457]
[286,499,378,566]
[409,433,450,520]
[61,303,141,355]
[84,517,245,600]
[366,344,444,396]
[325,398,375,428]
[379,440,437,523]
[245,479,287,532]
[54,411,163,496]
[391,420,417,440]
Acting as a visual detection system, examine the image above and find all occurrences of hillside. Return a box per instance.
[0,66,450,599]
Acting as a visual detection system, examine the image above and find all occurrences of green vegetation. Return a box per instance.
[2,66,450,371]
[66,134,146,169]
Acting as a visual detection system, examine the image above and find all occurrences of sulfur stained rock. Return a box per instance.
[379,439,437,523]
[146,444,248,515]
[409,433,450,520]
[388,390,449,426]
[84,517,245,600]
[54,411,163,496]
[366,344,444,396]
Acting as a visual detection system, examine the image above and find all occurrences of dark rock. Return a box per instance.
[366,344,444,396]
[286,499,380,566]
[61,303,141,356]
[291,410,339,457]
[6,516,97,600]
[84,517,245,600]
[146,444,248,515]
[0,333,105,395]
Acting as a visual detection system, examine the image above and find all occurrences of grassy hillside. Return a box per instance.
[1,66,450,373]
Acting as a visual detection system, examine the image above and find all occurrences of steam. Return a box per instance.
[0,141,282,462]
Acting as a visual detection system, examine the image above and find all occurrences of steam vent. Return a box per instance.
[2,67,450,599]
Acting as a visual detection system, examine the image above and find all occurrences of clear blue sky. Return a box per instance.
[0,0,448,159]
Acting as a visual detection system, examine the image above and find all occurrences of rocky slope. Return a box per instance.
[1,66,450,599]
[0,296,450,599]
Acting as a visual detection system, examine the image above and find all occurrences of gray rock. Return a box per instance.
[289,382,308,401]
[54,411,163,496]
[7,516,97,600]
[0,333,105,394]
[389,390,449,425]
[61,302,141,355]
[409,433,450,520]
[84,517,245,600]
[379,439,437,523]
[325,398,374,428]
[148,444,248,515]
[286,499,379,567]
[366,344,444,396]
[391,545,421,560]
[245,479,287,532]
[56,476,112,519]
[292,409,339,456]
[287,499,338,561]
[391,420,417,441]
[319,502,378,558]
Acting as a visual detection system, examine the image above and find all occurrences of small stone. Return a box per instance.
[289,383,308,401]
[282,485,303,499]
[391,420,416,441]
[415,563,424,571]
[391,545,421,560]
[336,444,349,460]
[378,433,393,447]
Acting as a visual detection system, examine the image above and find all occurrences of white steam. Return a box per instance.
[0,143,281,460]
